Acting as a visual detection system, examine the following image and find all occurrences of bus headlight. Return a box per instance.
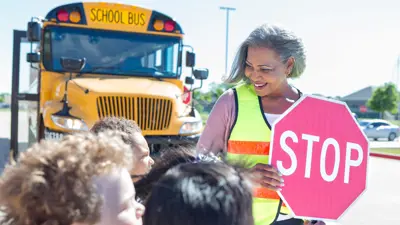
[179,120,202,134]
[51,115,88,131]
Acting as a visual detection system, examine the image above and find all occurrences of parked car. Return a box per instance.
[358,119,400,141]
[352,113,358,122]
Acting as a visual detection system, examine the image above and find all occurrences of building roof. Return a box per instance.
[341,86,376,101]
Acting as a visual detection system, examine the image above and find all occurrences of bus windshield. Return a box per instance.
[43,26,181,78]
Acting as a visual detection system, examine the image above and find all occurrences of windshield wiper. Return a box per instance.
[91,65,120,72]
[131,69,164,80]
[131,68,177,79]
[76,65,120,77]
[157,71,176,77]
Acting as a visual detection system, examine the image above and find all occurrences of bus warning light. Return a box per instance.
[164,20,175,32]
[153,20,164,31]
[57,9,69,22]
[69,11,81,23]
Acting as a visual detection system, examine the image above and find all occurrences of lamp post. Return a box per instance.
[219,6,236,76]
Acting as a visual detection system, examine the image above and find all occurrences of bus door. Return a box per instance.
[10,28,40,163]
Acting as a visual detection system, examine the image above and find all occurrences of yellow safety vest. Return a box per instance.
[225,83,291,225]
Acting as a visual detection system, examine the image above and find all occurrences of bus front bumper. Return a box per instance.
[45,128,201,145]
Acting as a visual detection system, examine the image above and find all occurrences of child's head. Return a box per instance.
[0,131,144,225]
[90,117,154,179]
[94,166,144,225]
[134,146,197,202]
[143,161,254,225]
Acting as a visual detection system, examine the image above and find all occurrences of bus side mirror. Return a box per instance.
[193,68,209,80]
[27,21,41,42]
[185,76,194,85]
[186,52,196,67]
[60,57,86,73]
[27,53,40,63]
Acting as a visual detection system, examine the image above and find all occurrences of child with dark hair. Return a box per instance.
[143,161,254,225]
[134,146,196,202]
[90,117,154,181]
[134,145,222,203]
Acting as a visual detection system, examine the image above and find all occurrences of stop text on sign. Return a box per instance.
[277,130,364,184]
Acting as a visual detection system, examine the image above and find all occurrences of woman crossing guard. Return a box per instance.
[197,23,325,225]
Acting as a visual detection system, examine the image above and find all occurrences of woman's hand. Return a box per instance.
[250,163,284,191]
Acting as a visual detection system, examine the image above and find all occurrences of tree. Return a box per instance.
[208,82,234,98]
[193,82,235,114]
[0,95,4,103]
[367,82,399,116]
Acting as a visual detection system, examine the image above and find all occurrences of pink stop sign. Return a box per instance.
[269,95,369,221]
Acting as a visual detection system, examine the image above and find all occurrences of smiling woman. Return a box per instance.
[196,23,325,225]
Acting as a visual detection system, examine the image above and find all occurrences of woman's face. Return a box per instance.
[244,46,293,97]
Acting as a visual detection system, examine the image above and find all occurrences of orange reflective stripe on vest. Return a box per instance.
[226,83,290,224]
[227,140,287,207]
[227,140,270,155]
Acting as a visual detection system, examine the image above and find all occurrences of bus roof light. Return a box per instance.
[56,9,69,22]
[153,20,164,31]
[164,20,175,32]
[69,11,81,23]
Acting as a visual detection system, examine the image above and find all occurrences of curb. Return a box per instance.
[370,152,400,160]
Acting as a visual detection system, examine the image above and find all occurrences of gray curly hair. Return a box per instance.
[224,23,306,84]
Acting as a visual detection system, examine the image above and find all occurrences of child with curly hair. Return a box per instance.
[0,131,144,225]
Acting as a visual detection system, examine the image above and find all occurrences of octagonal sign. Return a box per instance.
[269,95,369,221]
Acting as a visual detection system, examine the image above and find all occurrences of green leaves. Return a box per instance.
[193,82,234,113]
[367,82,399,114]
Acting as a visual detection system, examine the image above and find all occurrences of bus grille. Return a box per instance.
[96,96,173,131]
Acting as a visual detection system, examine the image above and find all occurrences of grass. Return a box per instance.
[370,148,400,156]
[389,120,400,126]
[0,108,27,112]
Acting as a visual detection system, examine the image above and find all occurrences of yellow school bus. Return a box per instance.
[10,2,208,158]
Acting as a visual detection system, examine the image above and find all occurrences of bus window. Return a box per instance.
[42,30,52,69]
[139,44,179,76]
[173,44,179,73]
[43,26,182,78]
[156,50,162,67]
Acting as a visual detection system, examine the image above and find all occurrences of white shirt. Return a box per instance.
[264,113,281,125]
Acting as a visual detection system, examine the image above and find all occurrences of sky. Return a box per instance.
[1,0,400,97]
